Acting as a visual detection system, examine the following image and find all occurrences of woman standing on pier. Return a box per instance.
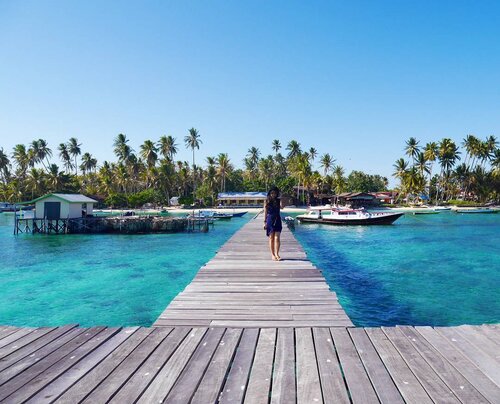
[264,186,283,261]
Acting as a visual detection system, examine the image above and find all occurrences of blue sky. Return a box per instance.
[1,0,499,185]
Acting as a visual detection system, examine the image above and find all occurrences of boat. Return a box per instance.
[431,206,452,211]
[413,211,439,215]
[297,208,404,225]
[0,202,16,212]
[231,211,248,217]
[454,207,498,214]
[188,210,233,220]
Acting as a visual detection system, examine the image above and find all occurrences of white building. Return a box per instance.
[32,193,98,219]
[217,192,267,207]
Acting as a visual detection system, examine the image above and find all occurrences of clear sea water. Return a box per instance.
[292,211,500,327]
[0,212,250,327]
[0,211,498,328]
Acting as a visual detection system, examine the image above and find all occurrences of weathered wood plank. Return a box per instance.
[219,328,259,403]
[348,327,404,403]
[313,328,350,404]
[365,328,433,404]
[330,327,379,403]
[416,326,500,404]
[270,328,296,404]
[191,328,243,404]
[296,328,323,403]
[137,327,207,403]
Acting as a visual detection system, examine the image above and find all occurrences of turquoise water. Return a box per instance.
[0,213,250,327]
[293,212,500,327]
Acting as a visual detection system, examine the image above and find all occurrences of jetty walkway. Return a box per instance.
[154,216,353,328]
[0,215,499,402]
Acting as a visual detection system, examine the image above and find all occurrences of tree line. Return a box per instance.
[393,135,499,203]
[0,129,389,207]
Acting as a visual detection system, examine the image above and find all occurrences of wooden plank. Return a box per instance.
[330,328,379,404]
[348,328,404,403]
[0,328,54,360]
[397,326,489,404]
[137,328,207,403]
[0,327,93,400]
[109,327,191,404]
[4,327,119,403]
[382,327,460,404]
[82,327,172,403]
[416,326,500,404]
[244,328,276,404]
[455,325,500,361]
[0,327,22,341]
[219,328,259,403]
[0,325,77,373]
[164,327,225,402]
[57,327,155,404]
[0,328,35,350]
[312,328,350,404]
[365,328,433,404]
[271,328,296,404]
[25,327,141,403]
[191,328,242,404]
[471,325,500,346]
[296,328,323,403]
[436,327,500,386]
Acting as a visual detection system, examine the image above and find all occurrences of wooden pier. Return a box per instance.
[1,214,499,402]
[0,324,498,403]
[154,216,353,327]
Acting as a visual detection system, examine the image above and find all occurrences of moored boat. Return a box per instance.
[231,211,248,217]
[188,210,233,220]
[297,208,404,225]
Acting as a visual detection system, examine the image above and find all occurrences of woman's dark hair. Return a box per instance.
[266,186,280,207]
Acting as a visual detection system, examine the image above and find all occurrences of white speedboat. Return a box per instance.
[297,208,404,225]
[454,207,498,214]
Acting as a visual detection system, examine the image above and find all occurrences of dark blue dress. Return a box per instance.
[266,201,282,236]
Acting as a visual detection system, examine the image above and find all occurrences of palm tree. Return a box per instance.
[308,147,317,163]
[29,139,52,171]
[320,153,334,176]
[258,156,274,191]
[140,140,158,169]
[332,165,347,194]
[113,134,132,163]
[46,164,64,191]
[423,142,438,193]
[415,152,430,178]
[158,135,178,160]
[405,137,420,163]
[58,143,74,173]
[0,148,9,183]
[184,128,202,200]
[286,140,301,159]
[25,168,45,199]
[12,144,30,176]
[68,137,81,175]
[247,147,260,168]
[216,153,232,192]
[462,134,479,168]
[80,152,97,175]
[272,139,281,155]
[437,138,461,201]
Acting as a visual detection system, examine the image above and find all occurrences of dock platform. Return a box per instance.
[0,324,498,402]
[154,216,353,328]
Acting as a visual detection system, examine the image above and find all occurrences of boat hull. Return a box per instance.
[297,212,404,225]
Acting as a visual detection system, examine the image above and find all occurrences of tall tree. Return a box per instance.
[405,137,420,163]
[140,140,158,169]
[320,153,334,176]
[216,153,232,192]
[68,137,82,175]
[158,135,178,160]
[113,133,132,163]
[272,139,281,155]
[286,140,301,159]
[58,143,74,173]
[184,128,202,200]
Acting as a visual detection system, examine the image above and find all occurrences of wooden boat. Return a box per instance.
[188,210,233,220]
[231,211,248,217]
[297,208,404,225]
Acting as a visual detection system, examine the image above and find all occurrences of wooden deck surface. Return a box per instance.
[0,324,498,403]
[154,215,353,327]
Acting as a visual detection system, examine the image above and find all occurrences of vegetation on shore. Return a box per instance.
[394,136,499,204]
[1,131,497,207]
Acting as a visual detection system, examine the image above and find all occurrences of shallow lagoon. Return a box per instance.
[0,210,499,327]
[293,211,500,327]
[0,213,250,327]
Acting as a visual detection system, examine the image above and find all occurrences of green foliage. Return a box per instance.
[346,171,388,193]
[127,189,162,208]
[105,193,128,208]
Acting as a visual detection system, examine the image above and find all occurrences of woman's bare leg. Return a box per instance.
[274,232,281,260]
[269,232,276,260]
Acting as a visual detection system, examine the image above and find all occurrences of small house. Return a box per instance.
[31,193,98,219]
